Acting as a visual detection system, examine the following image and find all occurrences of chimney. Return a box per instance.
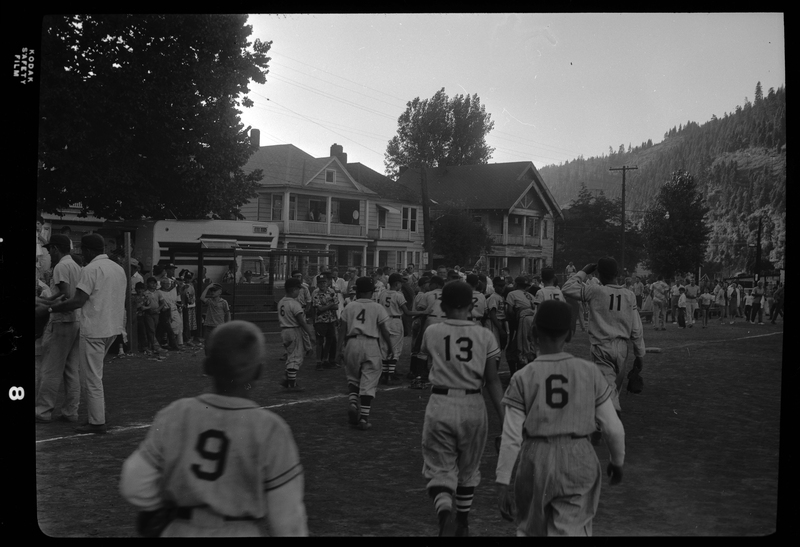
[250,128,260,149]
[330,143,347,164]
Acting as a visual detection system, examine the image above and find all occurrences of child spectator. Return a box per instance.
[744,289,754,322]
[200,284,231,341]
[119,321,308,537]
[142,278,164,357]
[677,287,687,329]
[699,287,714,329]
[311,275,339,371]
[133,282,149,353]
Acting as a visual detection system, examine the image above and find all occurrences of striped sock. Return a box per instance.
[286,368,297,384]
[455,486,474,523]
[388,358,397,375]
[348,383,359,407]
[359,395,373,422]
[382,361,389,374]
[434,491,453,515]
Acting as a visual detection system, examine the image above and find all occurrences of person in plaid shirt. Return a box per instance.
[311,275,339,370]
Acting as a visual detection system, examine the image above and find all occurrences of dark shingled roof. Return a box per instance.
[395,163,563,218]
[345,162,419,203]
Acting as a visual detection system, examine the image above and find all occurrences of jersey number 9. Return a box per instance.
[191,429,231,481]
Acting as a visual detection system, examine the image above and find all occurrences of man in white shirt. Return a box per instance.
[329,267,348,320]
[43,233,127,434]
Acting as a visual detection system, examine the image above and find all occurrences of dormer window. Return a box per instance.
[325,169,336,183]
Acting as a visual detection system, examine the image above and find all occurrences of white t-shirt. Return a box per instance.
[76,254,127,338]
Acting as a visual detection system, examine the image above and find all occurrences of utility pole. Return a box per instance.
[609,165,637,275]
[420,166,433,270]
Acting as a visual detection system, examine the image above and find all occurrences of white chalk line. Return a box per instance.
[35,386,407,445]
[652,331,782,352]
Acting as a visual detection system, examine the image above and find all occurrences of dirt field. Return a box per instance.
[33,320,788,536]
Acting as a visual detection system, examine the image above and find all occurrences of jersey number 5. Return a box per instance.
[191,429,230,481]
[545,374,569,408]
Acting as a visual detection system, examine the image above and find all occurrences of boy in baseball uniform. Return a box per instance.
[277,278,316,390]
[506,277,537,372]
[338,277,395,430]
[420,281,505,537]
[119,321,307,537]
[465,273,487,326]
[561,257,645,419]
[495,300,625,536]
[377,273,426,384]
[485,276,509,359]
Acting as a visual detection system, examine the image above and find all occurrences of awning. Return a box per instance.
[199,237,238,249]
[376,204,401,214]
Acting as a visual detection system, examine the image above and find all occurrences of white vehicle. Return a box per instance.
[110,219,279,283]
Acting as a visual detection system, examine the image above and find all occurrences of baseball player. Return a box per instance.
[119,321,308,537]
[377,273,426,384]
[561,258,645,434]
[485,276,509,359]
[506,277,537,373]
[465,274,488,326]
[532,267,564,307]
[421,281,505,537]
[408,276,432,382]
[338,277,395,430]
[495,300,625,536]
[277,278,316,390]
[650,275,670,330]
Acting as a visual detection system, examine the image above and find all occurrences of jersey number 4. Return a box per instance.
[191,429,230,481]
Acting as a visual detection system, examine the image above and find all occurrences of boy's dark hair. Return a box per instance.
[534,300,573,339]
[204,321,264,385]
[492,276,506,286]
[428,276,445,288]
[466,273,479,287]
[388,273,404,285]
[541,267,555,283]
[146,277,158,285]
[417,276,431,287]
[447,269,460,280]
[355,276,375,294]
[285,278,302,291]
[291,269,302,277]
[135,282,146,291]
[514,276,528,288]
[441,281,473,309]
[597,257,618,280]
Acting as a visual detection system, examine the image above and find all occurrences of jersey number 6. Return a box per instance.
[191,429,230,481]
[545,374,569,408]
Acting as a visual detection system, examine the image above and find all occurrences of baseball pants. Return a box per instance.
[590,339,631,412]
[35,321,81,421]
[80,334,116,425]
[344,335,383,397]
[382,317,404,361]
[421,392,488,492]
[518,314,537,363]
[281,327,305,371]
[513,436,601,536]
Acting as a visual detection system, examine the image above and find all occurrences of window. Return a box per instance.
[396,251,403,271]
[325,169,336,183]
[378,208,387,228]
[271,194,296,221]
[528,217,539,237]
[257,194,271,222]
[473,216,482,224]
[402,207,417,231]
[543,219,548,239]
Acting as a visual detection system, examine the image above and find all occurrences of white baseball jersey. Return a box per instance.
[506,289,535,320]
[422,320,500,391]
[562,273,645,358]
[486,292,507,321]
[340,298,390,339]
[277,297,305,328]
[124,393,304,519]
[378,289,407,318]
[423,288,447,325]
[470,290,487,322]
[533,285,564,310]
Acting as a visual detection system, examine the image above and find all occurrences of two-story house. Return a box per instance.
[394,162,563,278]
[240,133,426,275]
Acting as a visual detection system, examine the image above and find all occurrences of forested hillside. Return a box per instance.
[539,83,786,274]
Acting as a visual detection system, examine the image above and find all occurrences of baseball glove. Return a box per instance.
[136,503,177,538]
[626,367,644,394]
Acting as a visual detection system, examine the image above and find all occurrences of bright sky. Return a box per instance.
[238,13,785,175]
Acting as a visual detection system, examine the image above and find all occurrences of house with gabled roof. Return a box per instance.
[240,133,426,275]
[394,162,563,278]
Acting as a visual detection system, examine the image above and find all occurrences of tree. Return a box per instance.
[384,88,494,268]
[37,14,272,220]
[430,207,494,268]
[383,87,494,178]
[555,185,644,274]
[641,170,711,278]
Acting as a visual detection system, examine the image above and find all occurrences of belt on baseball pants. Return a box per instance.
[176,506,256,522]
[431,386,481,396]
[529,434,588,442]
